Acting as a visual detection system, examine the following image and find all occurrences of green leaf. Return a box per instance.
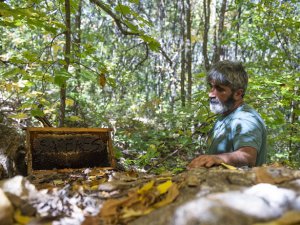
[67,116,83,122]
[115,4,132,15]
[129,0,139,4]
[54,70,72,86]
[31,109,44,117]
[1,68,21,78]
[125,22,139,33]
[141,35,161,52]
[8,113,28,119]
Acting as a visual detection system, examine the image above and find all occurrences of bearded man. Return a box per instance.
[188,60,267,168]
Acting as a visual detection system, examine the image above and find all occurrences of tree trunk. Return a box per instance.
[213,0,227,63]
[289,78,300,161]
[186,0,192,106]
[59,0,71,127]
[235,5,242,60]
[73,0,82,118]
[180,0,186,107]
[202,0,211,71]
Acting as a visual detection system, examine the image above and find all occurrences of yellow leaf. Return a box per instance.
[90,185,99,191]
[137,180,155,194]
[121,208,153,219]
[5,83,12,92]
[221,163,237,170]
[157,180,172,194]
[14,209,32,225]
[53,179,64,185]
[154,183,179,208]
[65,98,74,107]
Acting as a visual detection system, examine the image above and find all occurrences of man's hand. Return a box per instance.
[187,155,224,169]
[187,147,257,169]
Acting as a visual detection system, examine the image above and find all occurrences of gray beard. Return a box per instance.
[210,96,235,114]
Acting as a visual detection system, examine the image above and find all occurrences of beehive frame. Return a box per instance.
[26,127,116,174]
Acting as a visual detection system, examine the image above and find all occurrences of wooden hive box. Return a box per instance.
[26,127,116,174]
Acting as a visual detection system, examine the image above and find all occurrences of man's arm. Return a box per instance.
[187,146,257,169]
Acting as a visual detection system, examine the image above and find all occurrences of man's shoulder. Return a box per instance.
[231,104,266,128]
[233,104,259,118]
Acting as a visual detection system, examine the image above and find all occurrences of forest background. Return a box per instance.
[0,0,299,172]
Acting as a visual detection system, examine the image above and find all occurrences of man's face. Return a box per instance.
[208,81,235,114]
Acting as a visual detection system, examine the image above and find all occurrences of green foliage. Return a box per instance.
[0,0,299,171]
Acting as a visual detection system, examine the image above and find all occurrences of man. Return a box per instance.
[188,60,267,168]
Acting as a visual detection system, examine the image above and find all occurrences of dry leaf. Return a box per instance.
[99,178,180,223]
[221,163,237,170]
[253,210,300,225]
[14,209,33,225]
[157,180,172,194]
[153,183,179,208]
[121,208,152,219]
[52,179,64,185]
[137,180,155,194]
[99,73,106,88]
[100,198,127,217]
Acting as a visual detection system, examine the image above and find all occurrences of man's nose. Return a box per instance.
[209,88,216,97]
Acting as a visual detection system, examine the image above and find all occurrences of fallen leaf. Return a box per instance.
[221,163,237,170]
[100,197,128,217]
[14,209,33,225]
[121,208,152,219]
[157,180,172,194]
[137,180,155,194]
[153,183,179,208]
[52,179,64,185]
[253,210,300,225]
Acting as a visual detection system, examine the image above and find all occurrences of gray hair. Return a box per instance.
[207,60,248,97]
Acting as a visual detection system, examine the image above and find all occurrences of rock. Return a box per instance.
[0,188,14,225]
[172,183,297,225]
[0,175,37,199]
[0,175,37,215]
[130,168,300,225]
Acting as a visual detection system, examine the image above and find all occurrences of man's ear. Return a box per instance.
[234,89,244,100]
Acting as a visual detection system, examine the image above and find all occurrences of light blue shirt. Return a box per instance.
[207,104,267,166]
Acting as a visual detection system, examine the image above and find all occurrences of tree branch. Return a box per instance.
[89,0,140,36]
[89,0,173,67]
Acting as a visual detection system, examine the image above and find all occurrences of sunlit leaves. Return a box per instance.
[129,0,139,4]
[30,109,44,117]
[0,2,64,33]
[140,35,161,51]
[54,70,72,86]
[115,4,132,15]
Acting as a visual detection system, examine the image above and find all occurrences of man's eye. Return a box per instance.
[216,86,224,92]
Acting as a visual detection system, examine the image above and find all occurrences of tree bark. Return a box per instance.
[59,0,71,127]
[180,0,186,107]
[213,0,227,63]
[186,0,192,106]
[203,0,211,71]
[73,0,82,118]
[235,5,242,59]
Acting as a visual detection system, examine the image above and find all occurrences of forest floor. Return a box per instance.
[1,164,300,225]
